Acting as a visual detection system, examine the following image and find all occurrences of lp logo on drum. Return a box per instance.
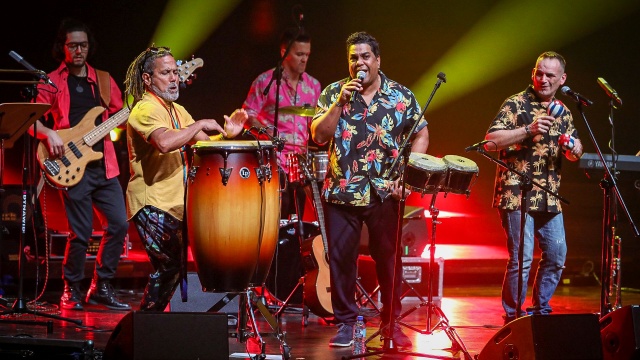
[239,167,251,179]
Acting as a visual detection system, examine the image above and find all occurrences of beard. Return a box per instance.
[151,83,179,102]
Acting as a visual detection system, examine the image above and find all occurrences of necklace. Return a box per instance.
[70,75,85,93]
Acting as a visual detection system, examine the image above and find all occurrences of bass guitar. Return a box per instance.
[299,153,333,318]
[37,58,204,188]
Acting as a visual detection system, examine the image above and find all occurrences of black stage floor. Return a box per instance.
[1,244,640,359]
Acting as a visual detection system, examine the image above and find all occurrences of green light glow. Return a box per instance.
[413,0,640,111]
[150,0,242,60]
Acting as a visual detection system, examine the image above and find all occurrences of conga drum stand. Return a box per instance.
[211,289,290,359]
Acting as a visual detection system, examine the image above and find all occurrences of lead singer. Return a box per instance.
[311,31,429,348]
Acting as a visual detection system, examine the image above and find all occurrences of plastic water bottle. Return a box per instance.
[352,315,366,357]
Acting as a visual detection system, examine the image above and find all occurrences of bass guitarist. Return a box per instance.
[28,18,130,311]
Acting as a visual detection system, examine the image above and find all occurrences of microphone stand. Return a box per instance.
[0,74,83,330]
[568,100,639,317]
[471,146,569,323]
[344,74,464,360]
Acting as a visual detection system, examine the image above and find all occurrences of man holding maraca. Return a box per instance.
[483,51,583,324]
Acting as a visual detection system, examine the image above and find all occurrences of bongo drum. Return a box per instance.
[186,140,280,292]
[404,153,448,194]
[442,155,479,196]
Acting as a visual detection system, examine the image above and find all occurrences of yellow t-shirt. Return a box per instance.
[126,92,195,221]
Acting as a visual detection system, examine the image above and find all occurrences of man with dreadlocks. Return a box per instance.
[30,18,131,311]
[124,46,248,311]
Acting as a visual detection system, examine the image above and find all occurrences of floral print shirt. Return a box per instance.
[314,71,427,206]
[487,85,579,213]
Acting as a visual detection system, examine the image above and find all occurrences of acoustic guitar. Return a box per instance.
[299,153,333,318]
[37,58,203,188]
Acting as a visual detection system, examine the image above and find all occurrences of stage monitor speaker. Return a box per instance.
[478,314,603,360]
[0,336,94,359]
[103,311,229,360]
[600,305,640,360]
[169,272,240,316]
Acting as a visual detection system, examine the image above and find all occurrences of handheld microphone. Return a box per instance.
[350,70,366,102]
[9,50,58,89]
[560,86,593,107]
[465,140,489,152]
[597,77,622,106]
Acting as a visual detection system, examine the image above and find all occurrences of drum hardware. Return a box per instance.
[278,104,315,117]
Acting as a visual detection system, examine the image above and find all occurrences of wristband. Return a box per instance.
[335,101,345,108]
[524,125,532,137]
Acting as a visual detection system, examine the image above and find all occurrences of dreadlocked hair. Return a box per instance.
[124,46,172,109]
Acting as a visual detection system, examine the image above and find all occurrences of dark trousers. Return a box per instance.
[325,197,403,325]
[62,164,128,283]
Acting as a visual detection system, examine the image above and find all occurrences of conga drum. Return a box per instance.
[187,140,280,292]
[404,153,448,194]
[442,155,479,196]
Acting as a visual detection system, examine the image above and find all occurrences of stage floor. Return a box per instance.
[1,244,639,359]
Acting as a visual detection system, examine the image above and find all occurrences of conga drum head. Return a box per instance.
[405,153,447,194]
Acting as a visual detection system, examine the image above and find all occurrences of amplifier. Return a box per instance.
[49,231,130,259]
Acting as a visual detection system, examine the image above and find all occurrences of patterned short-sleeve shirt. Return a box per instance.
[314,71,427,206]
[487,85,579,213]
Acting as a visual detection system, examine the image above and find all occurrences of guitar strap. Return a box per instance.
[95,69,111,106]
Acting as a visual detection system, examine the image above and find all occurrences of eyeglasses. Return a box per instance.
[139,46,172,74]
[65,42,89,51]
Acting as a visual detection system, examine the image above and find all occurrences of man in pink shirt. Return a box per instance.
[242,27,321,220]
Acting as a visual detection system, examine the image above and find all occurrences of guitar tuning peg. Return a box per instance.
[176,60,183,66]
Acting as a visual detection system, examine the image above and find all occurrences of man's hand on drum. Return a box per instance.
[390,179,411,200]
[223,108,248,139]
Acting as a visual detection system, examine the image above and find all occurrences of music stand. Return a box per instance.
[0,103,83,329]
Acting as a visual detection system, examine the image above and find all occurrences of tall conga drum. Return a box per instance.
[186,140,280,292]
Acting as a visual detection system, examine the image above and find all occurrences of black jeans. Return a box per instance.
[62,164,128,283]
[325,197,403,325]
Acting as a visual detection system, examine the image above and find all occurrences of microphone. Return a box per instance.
[560,86,593,107]
[437,72,447,83]
[9,50,58,89]
[597,77,622,106]
[350,70,366,102]
[465,140,489,152]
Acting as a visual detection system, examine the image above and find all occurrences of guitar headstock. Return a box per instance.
[177,57,204,85]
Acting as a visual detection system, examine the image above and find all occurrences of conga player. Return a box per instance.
[123,46,247,311]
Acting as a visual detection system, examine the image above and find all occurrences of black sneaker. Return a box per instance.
[329,323,354,347]
[60,281,84,310]
[380,323,412,348]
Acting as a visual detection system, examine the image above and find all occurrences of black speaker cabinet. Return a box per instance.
[600,305,640,360]
[169,272,240,315]
[478,314,603,360]
[0,336,94,359]
[103,311,229,360]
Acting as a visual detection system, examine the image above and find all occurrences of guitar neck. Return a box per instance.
[310,180,329,254]
[84,107,131,146]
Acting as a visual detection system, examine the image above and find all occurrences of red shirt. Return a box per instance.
[36,62,123,180]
